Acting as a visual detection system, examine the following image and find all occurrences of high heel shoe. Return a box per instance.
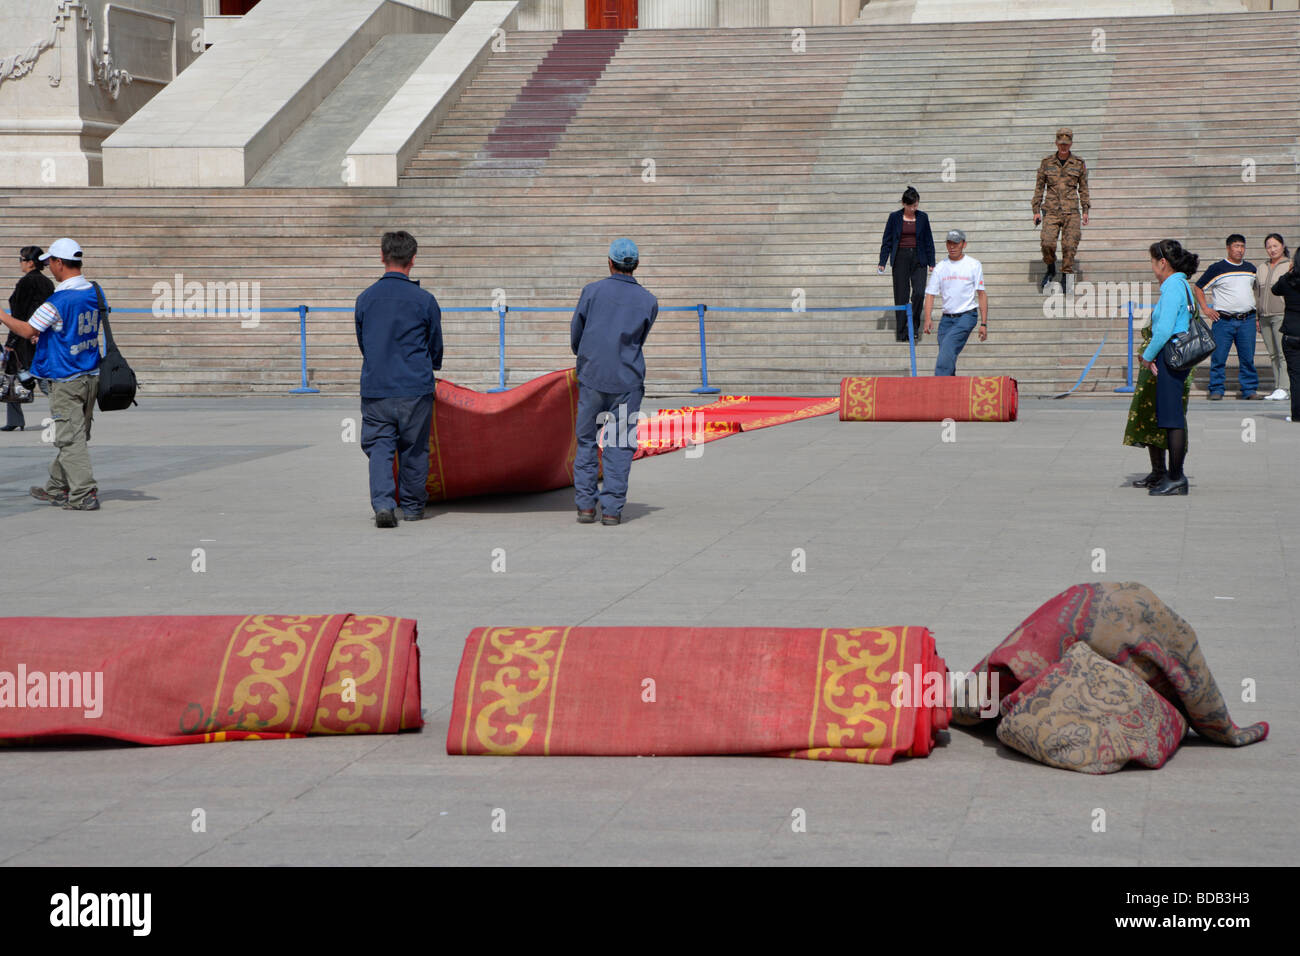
[1131,471,1165,487]
[1148,475,1189,496]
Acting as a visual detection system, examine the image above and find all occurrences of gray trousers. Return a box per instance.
[46,374,98,504]
[360,394,435,514]
[1259,313,1285,391]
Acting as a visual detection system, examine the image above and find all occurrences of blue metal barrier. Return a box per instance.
[291,305,318,394]
[114,301,910,394]
[1114,301,1136,394]
[693,304,717,394]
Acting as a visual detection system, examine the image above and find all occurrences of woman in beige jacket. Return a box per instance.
[1256,233,1291,400]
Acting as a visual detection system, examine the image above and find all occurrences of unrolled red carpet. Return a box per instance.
[418,369,838,501]
[0,614,422,745]
[634,394,840,457]
[840,376,1018,421]
[447,625,950,763]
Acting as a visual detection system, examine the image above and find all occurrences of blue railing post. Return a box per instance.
[488,306,507,393]
[289,304,319,394]
[691,303,719,394]
[1114,301,1136,393]
[905,303,917,377]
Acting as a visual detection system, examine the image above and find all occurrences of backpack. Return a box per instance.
[91,281,137,411]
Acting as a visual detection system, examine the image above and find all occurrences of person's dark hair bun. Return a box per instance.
[19,245,45,270]
[1148,238,1199,277]
[901,186,920,206]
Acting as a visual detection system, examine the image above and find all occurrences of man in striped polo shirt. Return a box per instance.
[0,237,104,510]
[1195,234,1261,400]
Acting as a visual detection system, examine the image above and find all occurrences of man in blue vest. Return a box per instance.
[0,237,103,511]
[355,230,443,528]
[570,238,658,526]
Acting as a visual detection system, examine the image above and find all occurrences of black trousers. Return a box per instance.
[892,247,926,341]
[1283,334,1300,422]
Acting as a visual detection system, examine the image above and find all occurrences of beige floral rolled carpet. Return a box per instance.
[994,643,1189,773]
[953,582,1268,771]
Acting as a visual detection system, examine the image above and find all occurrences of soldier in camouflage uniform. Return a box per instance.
[1033,127,1090,292]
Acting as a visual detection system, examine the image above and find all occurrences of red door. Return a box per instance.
[220,0,260,14]
[585,0,636,28]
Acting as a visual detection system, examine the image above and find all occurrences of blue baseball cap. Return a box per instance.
[608,238,639,268]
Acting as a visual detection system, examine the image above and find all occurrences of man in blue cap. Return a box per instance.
[570,238,658,525]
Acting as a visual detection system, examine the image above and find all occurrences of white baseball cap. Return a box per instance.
[39,237,82,262]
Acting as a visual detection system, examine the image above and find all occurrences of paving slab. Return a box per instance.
[0,394,1293,866]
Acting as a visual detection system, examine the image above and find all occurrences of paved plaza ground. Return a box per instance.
[0,392,1295,866]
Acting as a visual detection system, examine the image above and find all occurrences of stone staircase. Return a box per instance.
[0,12,1296,396]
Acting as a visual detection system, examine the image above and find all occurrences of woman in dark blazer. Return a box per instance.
[878,186,936,342]
[3,246,54,431]
[1270,256,1300,424]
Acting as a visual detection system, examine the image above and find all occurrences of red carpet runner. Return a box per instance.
[447,625,950,763]
[0,615,422,745]
[421,370,838,501]
[840,376,1018,421]
[635,394,840,457]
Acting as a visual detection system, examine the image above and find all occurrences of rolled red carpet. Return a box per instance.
[0,614,422,745]
[447,625,950,763]
[839,376,1018,421]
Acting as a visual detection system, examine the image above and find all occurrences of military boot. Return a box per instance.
[1039,263,1056,292]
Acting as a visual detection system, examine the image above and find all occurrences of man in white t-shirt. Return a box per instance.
[922,230,987,376]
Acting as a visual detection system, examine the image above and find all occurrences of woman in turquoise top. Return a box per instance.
[1140,238,1199,496]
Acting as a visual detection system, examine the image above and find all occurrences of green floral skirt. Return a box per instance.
[1123,331,1191,449]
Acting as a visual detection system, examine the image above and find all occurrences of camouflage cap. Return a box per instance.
[1056,127,1073,143]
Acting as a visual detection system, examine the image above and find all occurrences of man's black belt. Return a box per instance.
[942,310,976,317]
[1216,311,1255,319]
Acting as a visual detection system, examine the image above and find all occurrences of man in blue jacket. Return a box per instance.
[355,231,443,528]
[570,239,658,526]
[0,237,103,511]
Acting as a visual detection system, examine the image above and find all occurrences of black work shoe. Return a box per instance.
[601,513,621,526]
[401,509,426,521]
[1241,393,1264,401]
[1148,476,1189,496]
[62,491,100,511]
[1207,393,1223,401]
[374,509,397,528]
[1131,471,1166,488]
[30,485,68,505]
[1039,265,1056,292]
[577,507,597,524]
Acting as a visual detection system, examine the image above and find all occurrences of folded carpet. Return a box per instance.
[424,369,582,502]
[447,625,950,763]
[953,582,1267,772]
[0,614,422,745]
[418,370,838,501]
[839,375,1018,422]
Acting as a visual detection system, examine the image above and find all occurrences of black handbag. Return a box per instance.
[1161,284,1215,372]
[91,281,138,411]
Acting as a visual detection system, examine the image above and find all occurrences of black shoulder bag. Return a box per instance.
[1161,282,1215,372]
[92,281,138,410]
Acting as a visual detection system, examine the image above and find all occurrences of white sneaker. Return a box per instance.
[1266,388,1288,401]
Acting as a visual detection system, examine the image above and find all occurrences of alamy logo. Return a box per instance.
[890,667,1000,718]
[0,665,103,718]
[151,273,261,327]
[49,887,150,935]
